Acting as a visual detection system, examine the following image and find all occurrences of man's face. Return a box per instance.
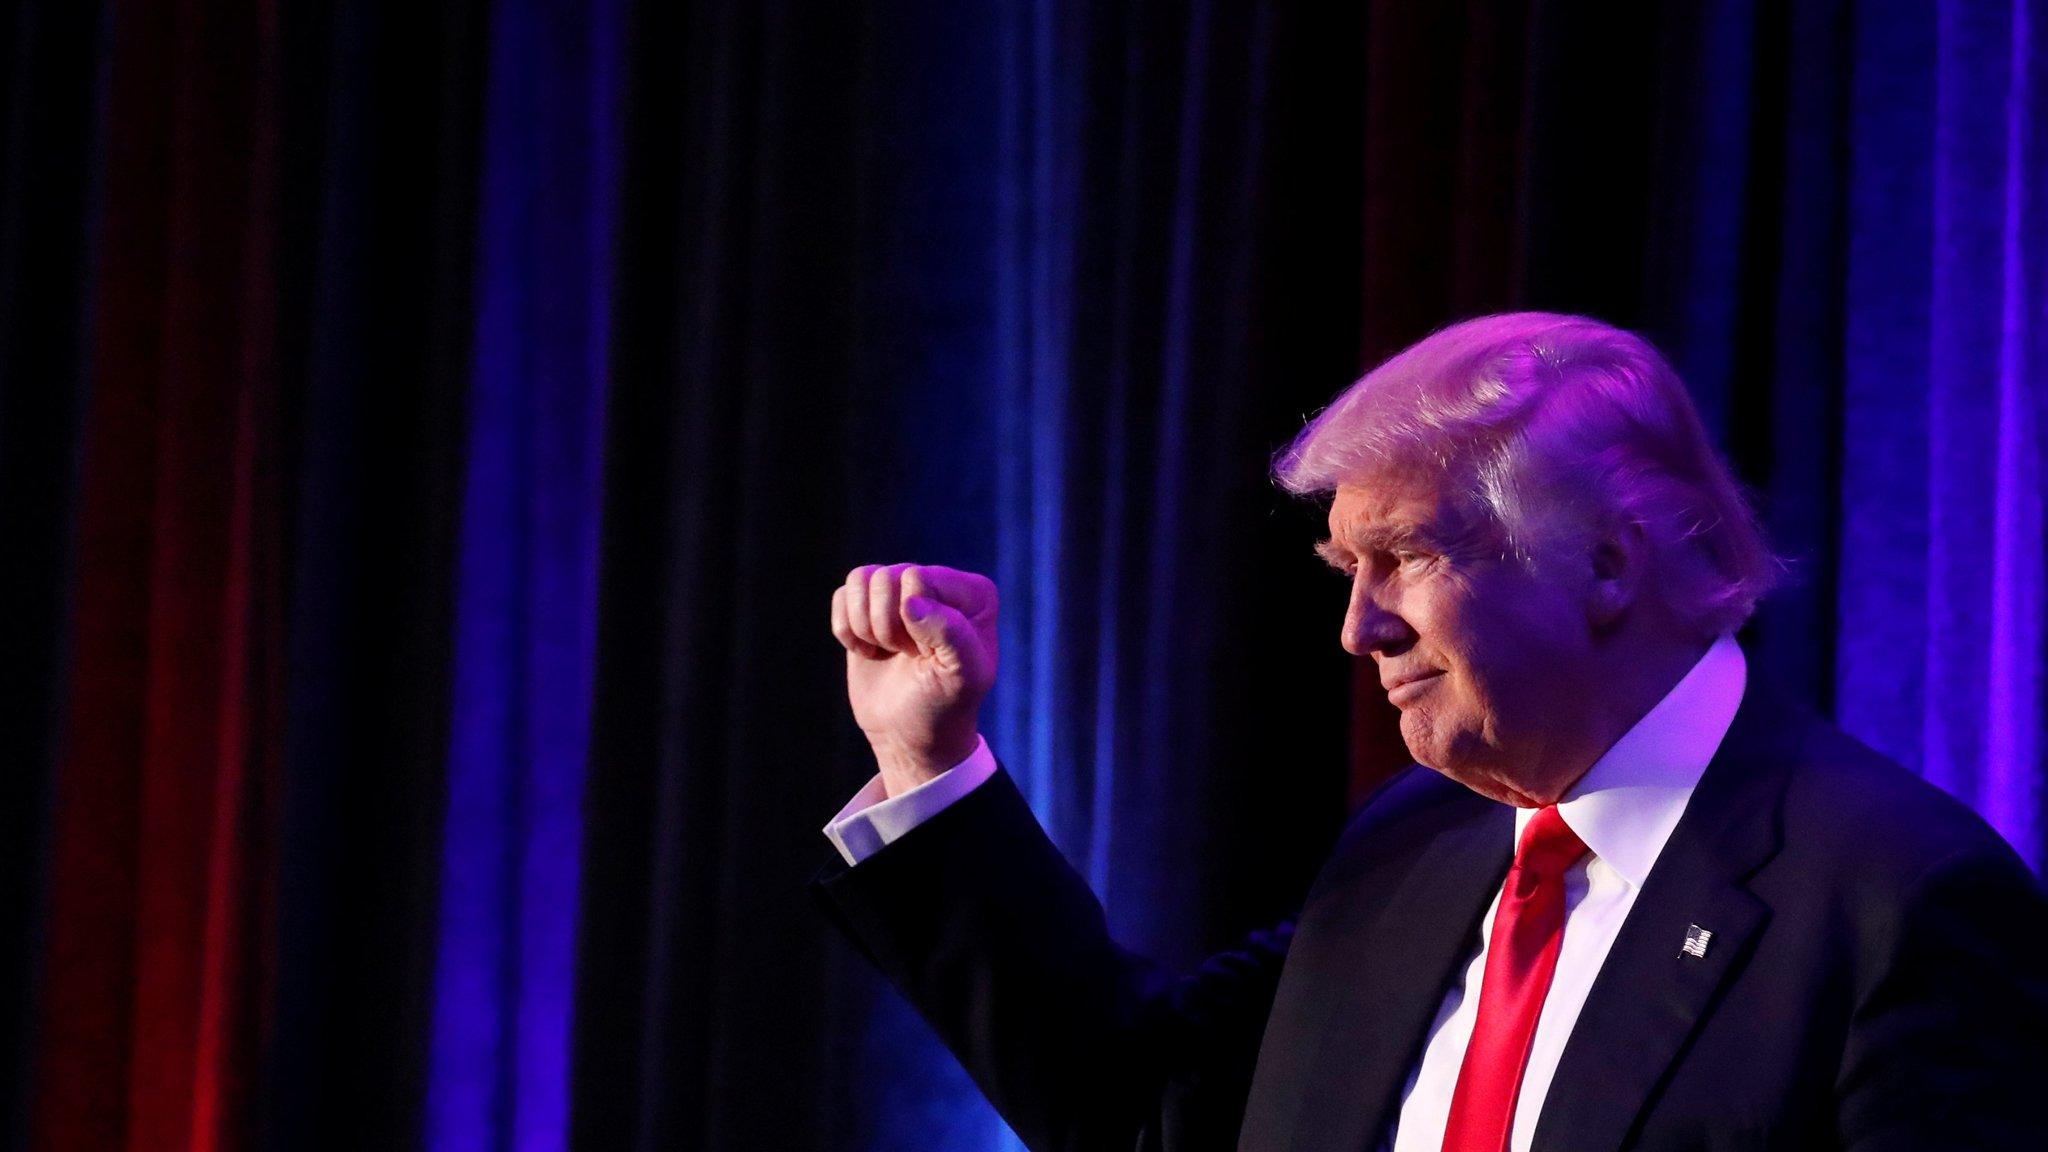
[1320,470,1593,806]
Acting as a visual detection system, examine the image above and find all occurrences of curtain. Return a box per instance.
[1,1,2042,1150]
[1837,0,2047,858]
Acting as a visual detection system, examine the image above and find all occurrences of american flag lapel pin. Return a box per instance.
[1681,924,1713,959]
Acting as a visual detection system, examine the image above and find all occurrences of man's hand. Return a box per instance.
[831,564,999,797]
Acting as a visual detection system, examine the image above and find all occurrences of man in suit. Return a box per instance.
[812,313,2048,1150]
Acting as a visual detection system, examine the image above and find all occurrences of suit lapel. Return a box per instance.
[1261,782,1512,1152]
[1531,684,1799,1152]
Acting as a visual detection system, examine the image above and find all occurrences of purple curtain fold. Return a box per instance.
[1840,0,2046,870]
[427,1,622,1148]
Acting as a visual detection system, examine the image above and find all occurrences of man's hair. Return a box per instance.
[1273,312,1781,636]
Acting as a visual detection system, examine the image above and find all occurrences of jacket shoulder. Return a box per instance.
[1310,765,1499,887]
[1773,716,2034,886]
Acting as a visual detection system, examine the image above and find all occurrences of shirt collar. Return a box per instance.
[1512,634,1748,889]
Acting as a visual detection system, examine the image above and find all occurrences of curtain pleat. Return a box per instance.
[0,0,103,1144]
[425,1,621,1147]
[1840,0,2047,871]
[261,3,485,1146]
[31,2,281,1149]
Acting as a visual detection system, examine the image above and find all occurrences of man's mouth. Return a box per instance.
[1384,670,1444,707]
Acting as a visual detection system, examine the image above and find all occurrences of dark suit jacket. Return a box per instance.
[813,686,2048,1151]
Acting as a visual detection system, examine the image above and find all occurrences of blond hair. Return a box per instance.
[1274,313,1782,635]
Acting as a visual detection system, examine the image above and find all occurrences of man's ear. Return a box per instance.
[1586,516,1648,628]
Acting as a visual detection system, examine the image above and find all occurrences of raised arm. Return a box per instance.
[818,563,1289,1151]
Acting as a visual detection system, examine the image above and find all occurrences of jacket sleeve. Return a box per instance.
[811,765,1291,1152]
[1836,839,2048,1150]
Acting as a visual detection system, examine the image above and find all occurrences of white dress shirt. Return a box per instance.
[824,637,1747,1152]
[823,733,999,865]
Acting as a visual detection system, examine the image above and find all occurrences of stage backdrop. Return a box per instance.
[1,1,2042,1150]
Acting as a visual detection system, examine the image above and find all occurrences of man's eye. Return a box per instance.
[1394,550,1429,568]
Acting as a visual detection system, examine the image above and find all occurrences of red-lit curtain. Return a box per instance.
[32,2,283,1149]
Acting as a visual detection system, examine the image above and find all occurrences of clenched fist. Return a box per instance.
[831,564,999,797]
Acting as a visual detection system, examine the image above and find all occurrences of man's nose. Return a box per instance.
[1341,581,1413,657]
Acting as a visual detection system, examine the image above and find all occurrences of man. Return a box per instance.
[812,313,2048,1150]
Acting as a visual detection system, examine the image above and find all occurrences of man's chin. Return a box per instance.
[1417,761,1546,807]
[1397,712,1454,770]
[1405,729,1548,807]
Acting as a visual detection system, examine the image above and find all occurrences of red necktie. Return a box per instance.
[1440,805,1590,1152]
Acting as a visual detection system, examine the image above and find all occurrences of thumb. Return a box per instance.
[901,595,970,666]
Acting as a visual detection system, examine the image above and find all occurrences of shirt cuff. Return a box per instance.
[822,735,998,866]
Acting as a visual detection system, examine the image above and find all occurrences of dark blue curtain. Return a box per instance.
[1,1,2043,1150]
